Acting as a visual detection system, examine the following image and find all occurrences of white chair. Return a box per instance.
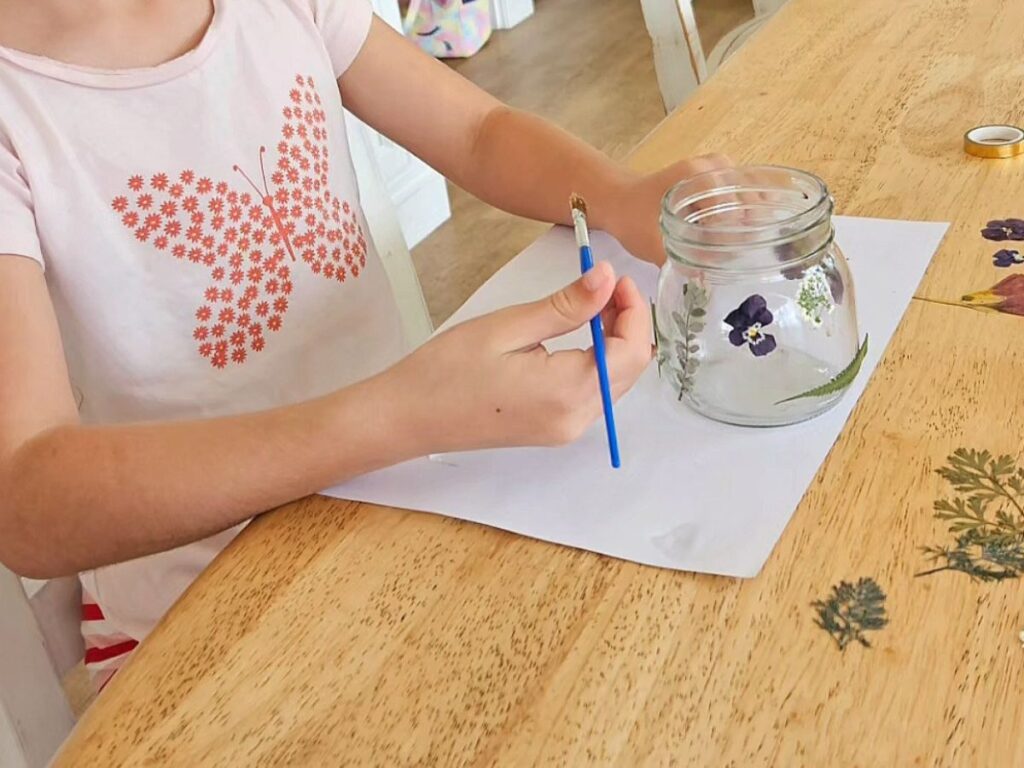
[346,115,434,346]
[0,117,433,768]
[0,570,78,768]
[640,0,788,112]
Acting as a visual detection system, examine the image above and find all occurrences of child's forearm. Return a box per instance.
[341,21,635,231]
[0,373,414,578]
[343,20,726,266]
[456,106,638,232]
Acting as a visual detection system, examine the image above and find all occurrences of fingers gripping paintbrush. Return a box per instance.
[570,193,621,469]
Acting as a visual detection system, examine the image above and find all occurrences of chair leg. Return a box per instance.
[753,0,787,17]
[706,15,770,75]
[676,0,708,83]
[640,0,708,112]
[344,115,435,346]
[0,567,75,768]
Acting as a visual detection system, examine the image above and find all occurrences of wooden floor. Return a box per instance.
[411,0,754,324]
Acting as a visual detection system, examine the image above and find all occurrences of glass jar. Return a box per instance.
[654,165,861,427]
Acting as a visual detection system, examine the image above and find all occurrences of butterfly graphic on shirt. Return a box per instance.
[110,74,367,369]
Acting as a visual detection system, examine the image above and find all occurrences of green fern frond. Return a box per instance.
[775,335,869,405]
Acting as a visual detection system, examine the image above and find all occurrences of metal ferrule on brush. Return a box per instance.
[571,204,591,248]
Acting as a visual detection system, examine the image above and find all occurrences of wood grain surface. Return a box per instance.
[55,0,1024,764]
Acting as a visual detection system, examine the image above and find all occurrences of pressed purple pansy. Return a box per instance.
[993,249,1024,268]
[982,219,1024,242]
[725,294,777,357]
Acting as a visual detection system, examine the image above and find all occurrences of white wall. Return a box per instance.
[491,0,535,29]
[367,0,451,247]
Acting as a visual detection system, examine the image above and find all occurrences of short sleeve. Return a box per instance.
[0,131,43,267]
[307,0,375,78]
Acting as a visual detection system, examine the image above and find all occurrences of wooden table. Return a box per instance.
[56,0,1024,763]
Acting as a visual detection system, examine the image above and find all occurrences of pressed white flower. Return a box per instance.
[796,265,835,326]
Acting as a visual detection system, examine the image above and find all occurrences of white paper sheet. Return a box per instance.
[323,217,948,578]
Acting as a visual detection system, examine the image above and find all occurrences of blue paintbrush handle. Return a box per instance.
[580,244,621,468]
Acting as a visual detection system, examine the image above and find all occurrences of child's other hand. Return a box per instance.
[382,262,651,454]
[608,153,734,266]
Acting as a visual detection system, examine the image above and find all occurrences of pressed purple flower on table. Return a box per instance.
[725,294,777,356]
[992,249,1023,268]
[962,274,1024,316]
[982,219,1024,242]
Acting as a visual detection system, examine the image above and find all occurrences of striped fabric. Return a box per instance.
[81,590,138,691]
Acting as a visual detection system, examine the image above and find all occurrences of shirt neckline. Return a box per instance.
[0,0,224,89]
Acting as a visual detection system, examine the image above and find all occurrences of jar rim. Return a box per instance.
[671,228,838,277]
[660,165,831,249]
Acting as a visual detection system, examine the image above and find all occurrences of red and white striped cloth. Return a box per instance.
[81,589,138,691]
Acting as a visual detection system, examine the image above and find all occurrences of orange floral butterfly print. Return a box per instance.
[110,74,367,369]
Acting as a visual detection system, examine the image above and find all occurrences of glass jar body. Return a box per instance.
[655,166,860,427]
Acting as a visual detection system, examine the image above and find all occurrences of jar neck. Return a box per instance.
[661,166,834,273]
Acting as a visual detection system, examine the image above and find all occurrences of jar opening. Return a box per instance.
[660,165,833,271]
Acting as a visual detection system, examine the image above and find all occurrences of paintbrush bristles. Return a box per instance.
[569,193,590,248]
[569,193,588,217]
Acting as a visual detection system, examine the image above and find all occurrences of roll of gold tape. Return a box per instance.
[964,124,1024,158]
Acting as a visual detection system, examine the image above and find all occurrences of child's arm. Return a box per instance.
[340,19,731,265]
[0,256,649,578]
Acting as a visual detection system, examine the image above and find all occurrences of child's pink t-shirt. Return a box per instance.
[0,0,406,679]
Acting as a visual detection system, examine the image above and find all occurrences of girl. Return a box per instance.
[0,0,728,686]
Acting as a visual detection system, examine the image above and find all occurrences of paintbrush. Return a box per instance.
[570,193,621,469]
